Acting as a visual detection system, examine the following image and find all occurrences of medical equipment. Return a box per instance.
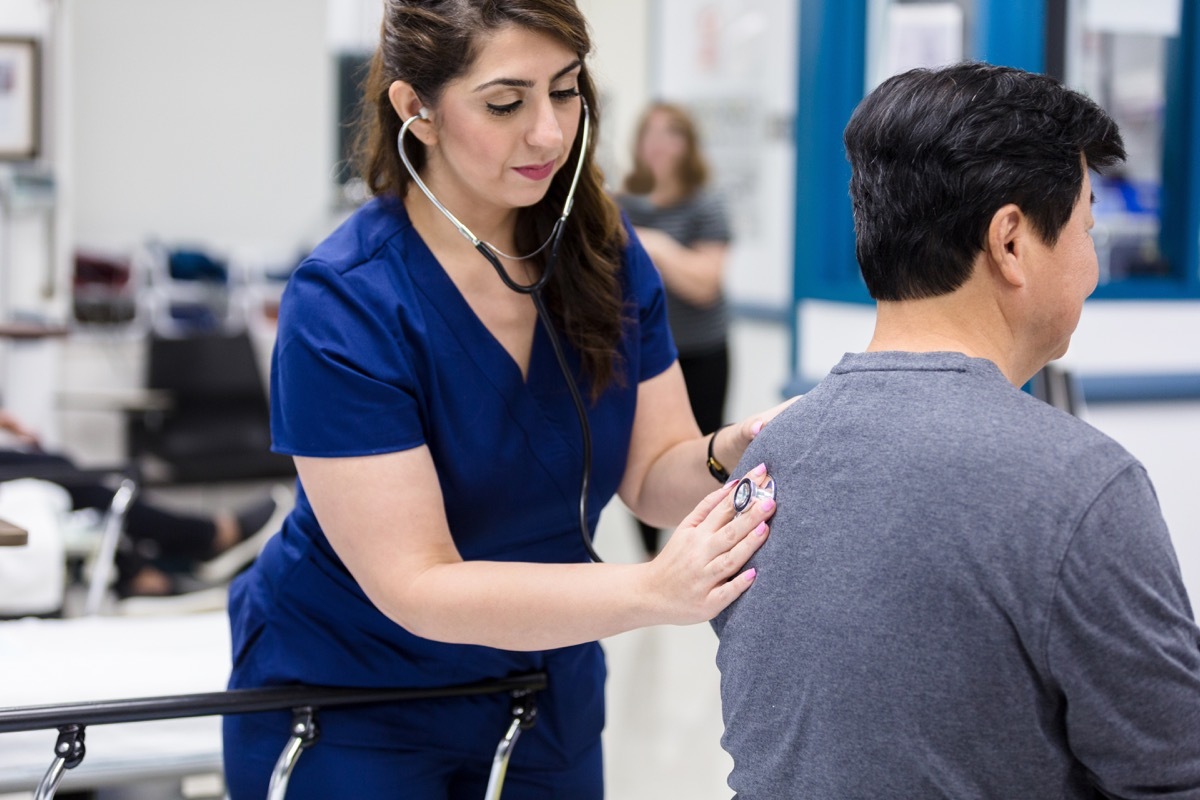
[0,611,546,800]
[398,96,604,562]
[733,475,775,517]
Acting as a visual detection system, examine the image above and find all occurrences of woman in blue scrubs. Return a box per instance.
[222,1,786,797]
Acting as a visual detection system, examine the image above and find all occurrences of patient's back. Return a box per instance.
[714,351,1200,800]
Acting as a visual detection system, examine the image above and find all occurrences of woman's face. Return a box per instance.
[421,24,583,220]
[637,109,688,182]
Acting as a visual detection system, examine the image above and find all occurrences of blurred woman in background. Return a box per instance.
[619,102,734,556]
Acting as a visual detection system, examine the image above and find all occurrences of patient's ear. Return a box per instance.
[986,204,1027,289]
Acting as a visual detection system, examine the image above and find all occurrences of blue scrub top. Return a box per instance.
[227,196,677,750]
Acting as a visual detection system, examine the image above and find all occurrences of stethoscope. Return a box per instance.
[397,96,606,563]
[732,475,775,517]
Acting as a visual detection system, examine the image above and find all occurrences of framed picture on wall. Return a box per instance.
[0,38,40,161]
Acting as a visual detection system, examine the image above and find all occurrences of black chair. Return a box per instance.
[1029,363,1084,417]
[126,331,295,485]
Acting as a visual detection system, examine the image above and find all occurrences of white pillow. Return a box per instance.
[0,479,70,616]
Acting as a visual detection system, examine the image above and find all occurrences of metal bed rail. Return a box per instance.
[0,671,547,800]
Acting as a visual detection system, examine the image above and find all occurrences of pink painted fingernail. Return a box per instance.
[761,498,776,513]
[745,568,757,582]
[751,420,764,436]
[755,522,768,536]
[753,463,766,476]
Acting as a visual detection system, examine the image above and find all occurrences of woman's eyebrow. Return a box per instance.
[472,59,582,92]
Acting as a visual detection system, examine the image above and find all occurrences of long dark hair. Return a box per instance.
[353,0,627,398]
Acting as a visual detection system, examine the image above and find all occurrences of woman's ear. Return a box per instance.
[388,80,436,145]
[986,203,1027,289]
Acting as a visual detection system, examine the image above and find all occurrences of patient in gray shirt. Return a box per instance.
[713,64,1200,800]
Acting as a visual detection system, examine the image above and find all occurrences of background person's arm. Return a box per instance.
[0,409,40,449]
[633,227,728,307]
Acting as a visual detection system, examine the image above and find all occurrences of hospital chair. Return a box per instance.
[124,330,295,487]
[1029,363,1084,416]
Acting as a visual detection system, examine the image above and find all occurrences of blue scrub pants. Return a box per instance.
[222,698,604,799]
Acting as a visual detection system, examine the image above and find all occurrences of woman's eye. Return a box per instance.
[487,88,578,116]
[486,100,521,116]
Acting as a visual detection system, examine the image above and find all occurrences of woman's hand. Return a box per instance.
[300,447,771,650]
[642,463,776,624]
[711,396,800,480]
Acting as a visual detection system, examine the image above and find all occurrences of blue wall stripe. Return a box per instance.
[1161,0,1200,294]
[974,0,1046,72]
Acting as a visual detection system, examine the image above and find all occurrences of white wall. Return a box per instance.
[576,0,653,186]
[0,0,66,444]
[67,0,333,257]
[64,0,650,257]
[651,0,798,314]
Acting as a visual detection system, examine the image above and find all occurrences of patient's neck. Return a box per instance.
[866,292,1023,386]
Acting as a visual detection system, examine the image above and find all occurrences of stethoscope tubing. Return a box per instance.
[399,99,603,563]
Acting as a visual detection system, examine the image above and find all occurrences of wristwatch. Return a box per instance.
[707,424,733,483]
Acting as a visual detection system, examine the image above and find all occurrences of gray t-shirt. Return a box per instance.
[714,351,1200,800]
[617,190,731,355]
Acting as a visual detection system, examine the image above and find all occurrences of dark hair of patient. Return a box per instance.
[843,62,1126,302]
[352,0,626,398]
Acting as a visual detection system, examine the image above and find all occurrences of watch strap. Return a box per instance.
[706,424,733,483]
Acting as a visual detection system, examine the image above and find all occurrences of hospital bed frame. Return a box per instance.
[0,671,547,800]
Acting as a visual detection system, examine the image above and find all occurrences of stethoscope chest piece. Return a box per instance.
[733,474,775,516]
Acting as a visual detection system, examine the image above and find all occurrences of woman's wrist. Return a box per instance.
[706,423,735,483]
[706,419,767,484]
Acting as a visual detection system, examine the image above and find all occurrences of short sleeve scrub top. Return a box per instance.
[224,196,678,774]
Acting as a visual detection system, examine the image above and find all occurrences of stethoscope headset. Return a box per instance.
[398,95,606,563]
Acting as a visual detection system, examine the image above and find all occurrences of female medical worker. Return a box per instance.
[222,1,786,797]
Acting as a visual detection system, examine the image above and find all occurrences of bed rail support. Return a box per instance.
[34,724,86,800]
[6,672,547,800]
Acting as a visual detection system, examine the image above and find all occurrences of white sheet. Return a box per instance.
[0,479,69,616]
[0,612,230,792]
